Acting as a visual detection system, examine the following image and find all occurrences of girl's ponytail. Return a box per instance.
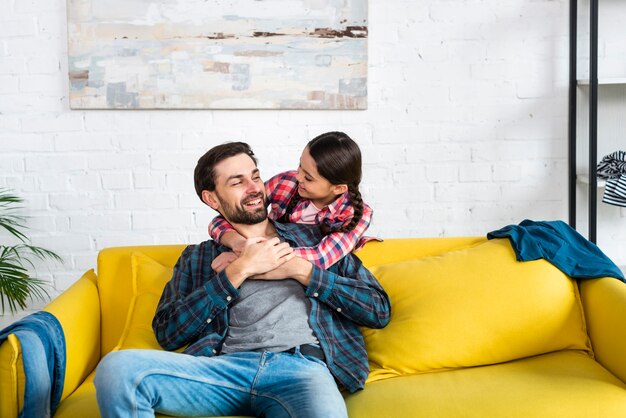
[330,185,364,233]
[319,185,363,234]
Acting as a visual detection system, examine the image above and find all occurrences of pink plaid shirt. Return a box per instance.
[208,170,375,269]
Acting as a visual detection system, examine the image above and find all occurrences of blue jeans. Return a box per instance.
[94,348,348,418]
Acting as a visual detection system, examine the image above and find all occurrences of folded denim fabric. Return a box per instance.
[0,311,66,418]
[487,219,625,282]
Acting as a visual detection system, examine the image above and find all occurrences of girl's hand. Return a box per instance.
[220,231,247,256]
[211,252,238,273]
[231,237,247,256]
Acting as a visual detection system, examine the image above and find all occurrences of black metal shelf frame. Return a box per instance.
[568,0,599,243]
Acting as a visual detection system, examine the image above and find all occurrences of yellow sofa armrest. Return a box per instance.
[0,270,100,418]
[44,269,101,401]
[0,334,24,418]
[580,277,626,383]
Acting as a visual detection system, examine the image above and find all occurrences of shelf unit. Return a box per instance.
[576,174,606,188]
[577,78,626,86]
[568,0,600,243]
[570,0,625,275]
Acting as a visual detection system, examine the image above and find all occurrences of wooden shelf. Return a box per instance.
[577,77,626,86]
[576,174,606,188]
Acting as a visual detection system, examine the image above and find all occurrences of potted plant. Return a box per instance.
[0,188,61,314]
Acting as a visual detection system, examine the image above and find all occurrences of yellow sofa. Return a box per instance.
[2,237,626,417]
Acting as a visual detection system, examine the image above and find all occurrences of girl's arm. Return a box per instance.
[207,170,296,259]
[229,169,372,269]
[208,216,246,255]
[265,170,299,220]
[294,204,373,269]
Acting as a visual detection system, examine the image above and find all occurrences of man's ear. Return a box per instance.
[201,190,220,210]
[332,184,348,196]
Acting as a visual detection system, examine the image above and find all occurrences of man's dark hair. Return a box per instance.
[194,142,257,201]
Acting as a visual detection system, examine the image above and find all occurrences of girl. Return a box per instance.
[209,131,374,270]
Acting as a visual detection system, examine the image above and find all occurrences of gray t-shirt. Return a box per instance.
[220,278,319,353]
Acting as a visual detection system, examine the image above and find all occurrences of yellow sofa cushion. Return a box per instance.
[114,252,173,350]
[362,238,592,383]
[97,245,186,356]
[346,351,626,417]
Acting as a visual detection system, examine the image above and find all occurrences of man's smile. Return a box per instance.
[244,199,262,207]
[242,194,264,209]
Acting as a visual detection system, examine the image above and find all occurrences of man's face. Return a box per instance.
[206,153,268,225]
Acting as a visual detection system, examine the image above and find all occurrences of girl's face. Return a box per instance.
[296,147,347,207]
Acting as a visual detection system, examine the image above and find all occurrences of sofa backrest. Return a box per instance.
[97,245,186,355]
[95,237,485,356]
[361,238,593,382]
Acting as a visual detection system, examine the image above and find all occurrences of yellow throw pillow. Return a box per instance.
[363,238,592,383]
[114,252,173,350]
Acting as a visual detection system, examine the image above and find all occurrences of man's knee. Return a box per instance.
[94,350,137,396]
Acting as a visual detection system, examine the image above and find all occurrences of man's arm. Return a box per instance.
[310,254,390,329]
[152,243,239,351]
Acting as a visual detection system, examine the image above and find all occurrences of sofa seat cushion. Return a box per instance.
[53,371,98,418]
[345,351,626,417]
[363,238,592,382]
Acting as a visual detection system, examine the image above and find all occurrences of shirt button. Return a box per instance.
[336,307,342,313]
[226,296,232,302]
[313,292,319,297]
[206,318,212,324]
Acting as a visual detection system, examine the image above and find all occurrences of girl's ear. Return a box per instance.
[332,184,348,196]
[202,190,220,210]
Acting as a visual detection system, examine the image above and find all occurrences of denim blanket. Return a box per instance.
[488,219,625,282]
[0,311,66,418]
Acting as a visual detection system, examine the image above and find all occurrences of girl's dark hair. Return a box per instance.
[306,131,364,234]
[194,142,257,201]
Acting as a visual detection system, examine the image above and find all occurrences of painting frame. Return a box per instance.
[67,0,368,110]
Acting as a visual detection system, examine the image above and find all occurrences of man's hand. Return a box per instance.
[211,252,238,273]
[225,237,294,288]
[253,257,313,286]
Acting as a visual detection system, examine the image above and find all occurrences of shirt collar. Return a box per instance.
[324,191,349,216]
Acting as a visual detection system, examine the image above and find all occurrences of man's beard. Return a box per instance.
[217,192,268,225]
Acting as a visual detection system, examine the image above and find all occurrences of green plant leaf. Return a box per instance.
[0,189,60,314]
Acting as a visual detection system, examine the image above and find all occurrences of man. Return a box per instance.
[94,142,391,418]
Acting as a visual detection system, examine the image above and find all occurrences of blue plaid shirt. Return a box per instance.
[153,221,391,393]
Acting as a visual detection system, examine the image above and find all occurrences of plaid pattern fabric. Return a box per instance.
[209,170,375,269]
[153,221,391,393]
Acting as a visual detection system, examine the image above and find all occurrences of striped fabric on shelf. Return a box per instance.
[597,151,626,207]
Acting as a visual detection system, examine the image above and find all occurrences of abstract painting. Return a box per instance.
[67,0,368,109]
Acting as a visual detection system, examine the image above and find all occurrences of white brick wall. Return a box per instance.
[2,0,621,326]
